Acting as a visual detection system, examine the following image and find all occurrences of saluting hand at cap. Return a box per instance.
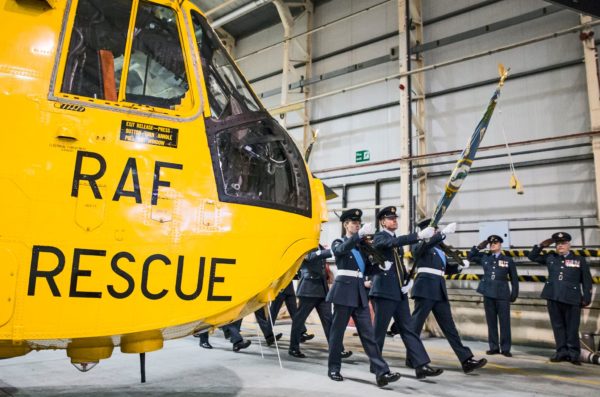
[539,238,554,248]
[358,222,374,237]
[477,240,488,250]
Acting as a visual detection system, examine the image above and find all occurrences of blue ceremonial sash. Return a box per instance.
[433,246,446,269]
[351,248,366,273]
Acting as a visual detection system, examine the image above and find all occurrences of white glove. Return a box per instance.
[401,279,414,294]
[417,226,435,240]
[358,222,374,237]
[461,259,470,269]
[441,222,457,235]
[379,261,393,271]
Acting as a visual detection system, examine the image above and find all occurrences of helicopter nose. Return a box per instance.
[312,178,329,223]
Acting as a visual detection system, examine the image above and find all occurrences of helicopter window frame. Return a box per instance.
[52,0,200,117]
[189,11,263,120]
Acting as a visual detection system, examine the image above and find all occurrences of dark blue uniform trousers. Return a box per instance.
[547,300,581,360]
[255,293,307,338]
[411,298,473,363]
[222,319,244,345]
[372,297,430,367]
[328,304,389,376]
[483,297,511,353]
[289,297,332,351]
[199,332,209,344]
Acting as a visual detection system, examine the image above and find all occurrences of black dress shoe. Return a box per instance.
[376,372,401,387]
[462,358,487,373]
[265,333,283,346]
[300,332,315,343]
[501,351,512,357]
[405,359,414,369]
[232,339,251,352]
[200,342,213,349]
[415,364,443,379]
[341,350,353,359]
[288,349,306,358]
[328,371,343,381]
[486,349,500,355]
[550,353,567,362]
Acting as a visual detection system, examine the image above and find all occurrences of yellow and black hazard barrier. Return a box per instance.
[405,249,600,259]
[443,274,600,284]
[456,249,600,258]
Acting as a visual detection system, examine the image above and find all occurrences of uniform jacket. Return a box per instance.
[468,247,519,301]
[528,246,592,306]
[370,230,420,301]
[296,246,332,298]
[410,233,461,302]
[326,233,373,308]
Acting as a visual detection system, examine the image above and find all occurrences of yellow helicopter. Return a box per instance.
[0,0,328,373]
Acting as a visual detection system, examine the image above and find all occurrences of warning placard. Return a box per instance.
[120,120,178,148]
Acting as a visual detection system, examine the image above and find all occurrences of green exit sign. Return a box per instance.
[355,150,370,163]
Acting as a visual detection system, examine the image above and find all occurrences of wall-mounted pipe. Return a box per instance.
[312,130,599,177]
[268,19,600,114]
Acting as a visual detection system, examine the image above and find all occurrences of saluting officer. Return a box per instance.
[468,235,519,357]
[410,219,487,374]
[528,232,592,365]
[371,206,443,379]
[288,245,351,358]
[327,209,401,387]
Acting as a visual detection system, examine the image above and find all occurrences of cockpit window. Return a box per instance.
[60,0,189,111]
[190,11,309,216]
[212,118,311,216]
[191,11,261,119]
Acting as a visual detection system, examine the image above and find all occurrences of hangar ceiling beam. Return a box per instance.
[580,15,600,224]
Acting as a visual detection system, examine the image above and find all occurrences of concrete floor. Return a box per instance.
[1,319,599,397]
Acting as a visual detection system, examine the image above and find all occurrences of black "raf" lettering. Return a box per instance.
[71,151,182,205]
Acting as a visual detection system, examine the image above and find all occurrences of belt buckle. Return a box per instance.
[558,274,563,281]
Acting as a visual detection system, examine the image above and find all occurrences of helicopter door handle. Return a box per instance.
[55,126,79,141]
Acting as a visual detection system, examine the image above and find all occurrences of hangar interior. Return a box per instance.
[191,0,600,347]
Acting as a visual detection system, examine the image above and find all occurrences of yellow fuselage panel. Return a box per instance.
[0,0,323,345]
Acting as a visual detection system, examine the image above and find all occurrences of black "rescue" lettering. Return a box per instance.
[27,245,234,302]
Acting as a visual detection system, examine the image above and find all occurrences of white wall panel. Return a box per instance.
[230,0,599,248]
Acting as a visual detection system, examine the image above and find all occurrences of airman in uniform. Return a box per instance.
[528,232,592,365]
[468,235,519,356]
[288,245,351,358]
[410,219,487,374]
[370,206,443,379]
[327,209,401,387]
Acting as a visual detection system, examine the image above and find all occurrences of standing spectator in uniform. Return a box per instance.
[327,209,401,387]
[255,281,313,345]
[410,219,487,374]
[370,206,443,379]
[468,235,519,357]
[528,232,592,365]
